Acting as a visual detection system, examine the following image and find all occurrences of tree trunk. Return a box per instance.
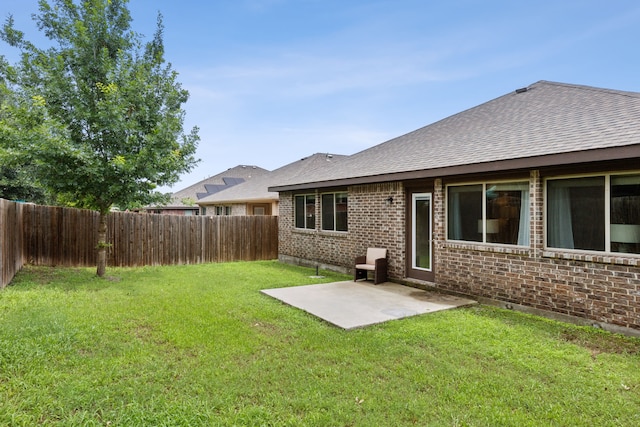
[96,211,108,277]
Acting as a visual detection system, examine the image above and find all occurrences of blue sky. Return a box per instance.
[2,0,640,191]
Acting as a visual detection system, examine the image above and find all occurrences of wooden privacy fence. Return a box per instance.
[1,199,279,287]
[1,199,24,288]
[22,203,100,267]
[106,212,278,267]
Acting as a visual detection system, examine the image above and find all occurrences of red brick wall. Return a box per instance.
[349,183,405,278]
[435,170,640,331]
[436,244,640,329]
[278,182,405,277]
[279,170,640,331]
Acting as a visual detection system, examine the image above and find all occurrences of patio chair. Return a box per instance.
[354,248,388,285]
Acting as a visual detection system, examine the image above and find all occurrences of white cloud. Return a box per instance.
[180,39,479,103]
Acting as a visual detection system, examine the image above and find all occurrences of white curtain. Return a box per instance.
[548,186,574,249]
[517,189,530,246]
[449,191,462,240]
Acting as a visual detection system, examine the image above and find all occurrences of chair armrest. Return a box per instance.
[374,258,387,269]
[355,255,366,265]
[373,257,388,284]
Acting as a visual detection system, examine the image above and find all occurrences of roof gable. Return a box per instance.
[161,165,269,208]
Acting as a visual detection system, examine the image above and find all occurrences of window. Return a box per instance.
[448,181,529,246]
[448,185,482,242]
[547,173,640,254]
[611,175,640,254]
[250,204,270,216]
[295,194,315,229]
[321,192,348,232]
[486,182,530,245]
[214,206,232,216]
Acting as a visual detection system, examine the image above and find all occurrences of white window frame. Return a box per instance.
[544,170,640,255]
[446,179,530,247]
[412,193,432,271]
[321,191,348,232]
[294,194,316,230]
[214,205,232,216]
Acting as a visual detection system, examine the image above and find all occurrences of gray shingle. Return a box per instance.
[162,165,269,208]
[198,153,345,204]
[271,81,640,189]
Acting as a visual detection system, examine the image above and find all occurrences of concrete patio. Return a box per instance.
[261,280,477,330]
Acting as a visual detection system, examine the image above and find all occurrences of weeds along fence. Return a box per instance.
[1,199,279,287]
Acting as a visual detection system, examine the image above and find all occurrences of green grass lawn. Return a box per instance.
[1,261,639,426]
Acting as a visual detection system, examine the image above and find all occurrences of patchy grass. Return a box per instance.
[1,261,639,426]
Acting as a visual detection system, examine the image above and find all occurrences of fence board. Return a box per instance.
[1,200,24,288]
[1,199,278,287]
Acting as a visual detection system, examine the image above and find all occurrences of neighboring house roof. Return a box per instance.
[155,165,269,209]
[270,81,640,191]
[198,153,346,205]
[197,177,249,199]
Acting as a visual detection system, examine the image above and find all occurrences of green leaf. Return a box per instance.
[0,0,200,274]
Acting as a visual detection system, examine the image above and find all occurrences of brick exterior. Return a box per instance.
[278,169,640,332]
[230,204,247,216]
[203,203,247,216]
[436,169,640,330]
[279,182,405,276]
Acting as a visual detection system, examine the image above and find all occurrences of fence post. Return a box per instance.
[2,203,278,279]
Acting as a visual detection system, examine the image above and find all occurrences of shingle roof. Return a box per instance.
[270,81,640,191]
[197,153,346,204]
[160,165,269,208]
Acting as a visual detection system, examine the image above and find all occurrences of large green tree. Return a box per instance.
[0,165,49,204]
[1,0,199,276]
[0,74,56,204]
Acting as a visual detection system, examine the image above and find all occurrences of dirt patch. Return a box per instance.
[410,291,469,304]
[561,330,640,356]
[19,265,62,285]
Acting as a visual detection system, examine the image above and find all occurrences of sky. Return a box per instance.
[2,0,640,191]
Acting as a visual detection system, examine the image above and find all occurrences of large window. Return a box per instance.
[611,175,640,253]
[547,173,640,254]
[295,194,315,229]
[321,192,348,232]
[448,185,482,242]
[448,181,530,246]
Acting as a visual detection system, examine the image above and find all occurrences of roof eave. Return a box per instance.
[268,144,640,192]
[197,196,278,206]
[144,205,197,210]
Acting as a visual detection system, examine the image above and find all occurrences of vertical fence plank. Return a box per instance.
[1,200,25,288]
[1,198,278,286]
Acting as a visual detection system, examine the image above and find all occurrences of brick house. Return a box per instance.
[145,165,269,215]
[269,81,640,335]
[198,153,345,216]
